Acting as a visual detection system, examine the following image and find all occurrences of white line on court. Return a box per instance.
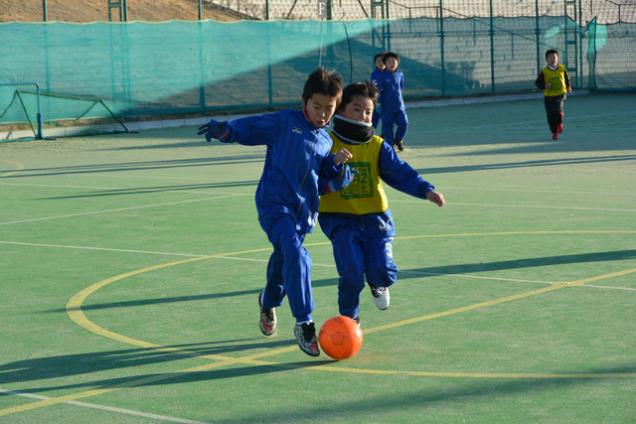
[0,181,250,197]
[440,186,636,197]
[0,182,125,190]
[3,240,635,292]
[0,240,203,257]
[391,199,636,214]
[585,284,636,292]
[0,193,248,226]
[415,110,636,133]
[399,269,554,285]
[0,388,210,424]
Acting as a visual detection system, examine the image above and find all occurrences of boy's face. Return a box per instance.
[304,93,339,128]
[341,95,374,124]
[385,56,399,72]
[375,56,385,70]
[547,52,559,67]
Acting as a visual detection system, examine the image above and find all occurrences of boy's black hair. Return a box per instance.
[337,81,377,113]
[382,51,400,63]
[373,52,385,62]
[302,67,343,103]
[545,48,559,59]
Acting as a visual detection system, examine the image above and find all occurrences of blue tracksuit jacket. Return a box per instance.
[226,109,342,323]
[228,109,342,234]
[378,69,406,112]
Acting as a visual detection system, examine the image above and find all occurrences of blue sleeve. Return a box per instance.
[375,71,384,94]
[318,176,328,196]
[227,112,281,146]
[370,70,380,88]
[378,141,434,198]
[319,154,343,181]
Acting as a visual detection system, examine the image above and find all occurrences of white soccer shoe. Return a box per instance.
[369,284,390,310]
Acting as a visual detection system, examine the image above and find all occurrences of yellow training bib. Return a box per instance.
[542,64,568,97]
[319,133,389,215]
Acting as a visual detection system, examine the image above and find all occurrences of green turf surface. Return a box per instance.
[1,93,635,423]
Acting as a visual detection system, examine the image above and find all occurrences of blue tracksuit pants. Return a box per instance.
[260,214,313,323]
[319,211,398,319]
[381,109,408,147]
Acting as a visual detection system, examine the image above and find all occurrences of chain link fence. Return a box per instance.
[1,1,634,132]
[4,0,636,23]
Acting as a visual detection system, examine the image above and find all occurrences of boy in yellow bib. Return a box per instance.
[318,81,445,322]
[535,49,573,140]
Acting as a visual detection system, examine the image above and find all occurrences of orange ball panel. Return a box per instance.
[318,316,363,360]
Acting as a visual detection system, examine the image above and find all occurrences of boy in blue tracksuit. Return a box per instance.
[198,68,353,357]
[370,52,385,129]
[318,81,445,322]
[377,52,408,152]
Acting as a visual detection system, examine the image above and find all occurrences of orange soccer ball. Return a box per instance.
[318,316,363,360]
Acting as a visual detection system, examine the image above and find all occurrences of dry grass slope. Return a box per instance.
[0,0,241,22]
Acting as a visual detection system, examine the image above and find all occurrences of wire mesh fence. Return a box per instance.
[1,1,634,132]
[3,0,636,23]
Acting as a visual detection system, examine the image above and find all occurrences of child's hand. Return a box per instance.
[426,191,446,207]
[197,119,232,143]
[334,148,353,165]
[567,86,573,93]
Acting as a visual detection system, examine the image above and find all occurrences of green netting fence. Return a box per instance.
[1,18,634,127]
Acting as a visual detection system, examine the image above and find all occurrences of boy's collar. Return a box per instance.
[331,114,375,145]
[547,64,558,70]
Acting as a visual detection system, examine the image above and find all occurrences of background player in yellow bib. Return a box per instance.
[318,81,445,324]
[535,48,573,140]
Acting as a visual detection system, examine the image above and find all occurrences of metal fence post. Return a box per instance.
[578,0,584,88]
[198,21,206,112]
[42,0,48,22]
[123,0,128,21]
[489,0,495,93]
[535,0,541,73]
[439,0,446,96]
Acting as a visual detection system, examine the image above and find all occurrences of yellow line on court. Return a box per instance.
[3,232,636,417]
[0,160,24,177]
[66,247,275,355]
[364,267,636,335]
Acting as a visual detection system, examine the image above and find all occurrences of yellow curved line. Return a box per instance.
[4,231,634,418]
[66,230,636,374]
[66,247,274,360]
[0,160,24,177]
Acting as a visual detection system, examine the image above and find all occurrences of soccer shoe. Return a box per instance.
[369,284,390,310]
[395,140,405,151]
[258,292,277,336]
[557,123,564,134]
[552,132,558,140]
[294,322,320,357]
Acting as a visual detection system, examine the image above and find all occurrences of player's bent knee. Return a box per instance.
[367,266,397,287]
[340,271,365,293]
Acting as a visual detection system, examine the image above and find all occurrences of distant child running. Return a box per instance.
[535,48,573,140]
[318,81,445,323]
[197,68,353,357]
[376,52,408,151]
[370,52,386,129]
